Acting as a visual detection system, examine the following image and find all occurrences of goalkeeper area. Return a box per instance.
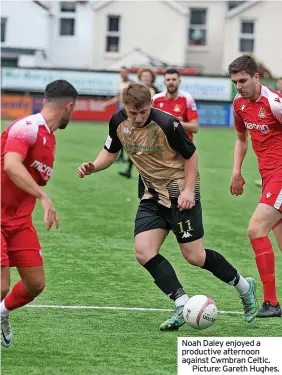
[2,121,281,375]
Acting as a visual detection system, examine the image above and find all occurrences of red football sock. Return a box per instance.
[4,281,35,311]
[250,237,278,305]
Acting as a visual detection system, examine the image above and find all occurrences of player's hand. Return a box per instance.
[178,189,195,211]
[40,195,59,230]
[230,173,245,196]
[77,161,95,178]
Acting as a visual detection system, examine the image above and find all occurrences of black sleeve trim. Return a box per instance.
[103,110,126,153]
[152,110,196,159]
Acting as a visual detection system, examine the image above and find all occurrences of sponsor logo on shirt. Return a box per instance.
[244,122,270,134]
[30,160,53,181]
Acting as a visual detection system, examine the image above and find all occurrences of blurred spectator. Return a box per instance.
[276,77,282,94]
[104,66,133,162]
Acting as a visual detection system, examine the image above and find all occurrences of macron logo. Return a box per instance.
[31,160,53,180]
[244,122,270,134]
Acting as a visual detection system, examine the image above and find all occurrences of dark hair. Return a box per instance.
[164,68,180,77]
[121,66,128,70]
[44,80,78,100]
[123,83,151,109]
[228,55,259,77]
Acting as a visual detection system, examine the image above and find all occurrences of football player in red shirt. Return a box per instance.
[229,55,282,318]
[1,80,78,347]
[152,68,199,142]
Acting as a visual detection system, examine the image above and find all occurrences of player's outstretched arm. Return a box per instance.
[77,149,119,178]
[230,131,248,196]
[103,95,119,108]
[4,152,59,230]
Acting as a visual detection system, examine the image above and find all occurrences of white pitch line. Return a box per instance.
[26,304,243,315]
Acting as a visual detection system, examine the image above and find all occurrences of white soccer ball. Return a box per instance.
[183,295,218,330]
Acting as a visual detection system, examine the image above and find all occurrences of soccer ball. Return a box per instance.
[183,295,218,330]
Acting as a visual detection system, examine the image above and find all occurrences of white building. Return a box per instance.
[1,0,280,77]
[92,0,188,69]
[1,0,94,69]
[180,0,229,75]
[222,0,282,77]
[1,1,50,67]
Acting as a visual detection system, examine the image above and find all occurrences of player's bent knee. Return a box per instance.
[180,240,206,267]
[25,280,45,297]
[135,247,157,266]
[183,252,205,267]
[248,221,267,239]
[181,247,205,266]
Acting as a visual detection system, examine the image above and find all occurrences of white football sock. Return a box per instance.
[1,300,10,317]
[175,294,189,308]
[233,275,250,296]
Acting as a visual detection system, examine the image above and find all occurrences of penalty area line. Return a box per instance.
[26,304,243,315]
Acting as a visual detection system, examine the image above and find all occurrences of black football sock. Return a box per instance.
[127,160,133,173]
[119,148,124,159]
[202,249,239,284]
[143,254,186,300]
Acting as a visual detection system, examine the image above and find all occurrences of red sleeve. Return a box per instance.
[268,95,282,125]
[152,95,159,108]
[233,102,246,132]
[4,120,38,159]
[185,94,198,121]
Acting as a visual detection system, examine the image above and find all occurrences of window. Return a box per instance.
[60,18,75,36]
[239,20,255,52]
[106,15,120,52]
[1,58,18,67]
[60,1,76,12]
[1,18,7,42]
[188,9,207,46]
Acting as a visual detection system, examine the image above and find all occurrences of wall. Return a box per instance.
[180,1,228,74]
[93,1,187,69]
[222,1,282,77]
[1,1,48,50]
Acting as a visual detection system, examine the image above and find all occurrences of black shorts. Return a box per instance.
[134,199,204,243]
